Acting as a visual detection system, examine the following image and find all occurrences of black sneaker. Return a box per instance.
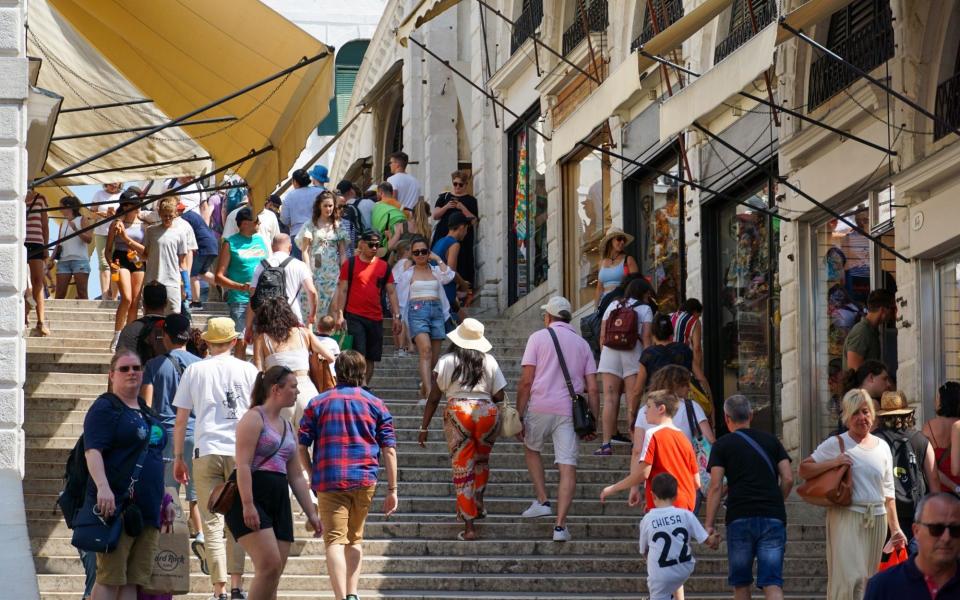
[231,589,247,600]
[610,432,632,445]
[189,301,203,309]
[345,595,360,600]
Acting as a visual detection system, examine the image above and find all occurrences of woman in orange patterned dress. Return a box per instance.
[417,319,507,540]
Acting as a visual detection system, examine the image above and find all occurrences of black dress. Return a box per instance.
[431,192,477,287]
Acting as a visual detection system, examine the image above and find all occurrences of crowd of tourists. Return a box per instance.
[29,166,960,600]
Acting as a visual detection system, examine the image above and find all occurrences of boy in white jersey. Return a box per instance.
[638,473,718,599]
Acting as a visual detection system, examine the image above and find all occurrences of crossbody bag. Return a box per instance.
[546,328,596,437]
[207,412,289,515]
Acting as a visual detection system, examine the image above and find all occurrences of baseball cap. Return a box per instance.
[540,296,572,318]
[359,229,381,242]
[163,313,191,344]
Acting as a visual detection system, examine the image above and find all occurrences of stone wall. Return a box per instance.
[0,0,39,597]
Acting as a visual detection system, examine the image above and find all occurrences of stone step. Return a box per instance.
[34,573,826,594]
[38,593,824,600]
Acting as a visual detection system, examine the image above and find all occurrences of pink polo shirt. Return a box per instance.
[521,322,597,416]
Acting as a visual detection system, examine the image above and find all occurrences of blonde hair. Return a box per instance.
[840,388,875,425]
[157,196,179,214]
[646,390,679,417]
[411,200,431,240]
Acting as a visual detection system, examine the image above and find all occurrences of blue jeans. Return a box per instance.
[79,548,96,598]
[228,302,248,333]
[163,430,197,502]
[726,516,786,588]
[407,299,445,340]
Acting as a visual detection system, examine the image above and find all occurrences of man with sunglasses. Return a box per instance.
[332,230,402,386]
[865,492,960,599]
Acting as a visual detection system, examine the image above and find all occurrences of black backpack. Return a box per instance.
[135,316,166,364]
[341,201,366,240]
[250,257,292,311]
[878,429,927,509]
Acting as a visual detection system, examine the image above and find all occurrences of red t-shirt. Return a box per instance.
[640,424,699,511]
[340,256,393,321]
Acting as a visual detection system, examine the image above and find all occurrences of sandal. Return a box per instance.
[191,539,209,575]
[593,443,613,456]
[456,530,478,541]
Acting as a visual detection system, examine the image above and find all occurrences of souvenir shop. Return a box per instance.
[507,105,549,305]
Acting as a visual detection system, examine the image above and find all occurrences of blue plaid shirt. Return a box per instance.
[298,385,396,492]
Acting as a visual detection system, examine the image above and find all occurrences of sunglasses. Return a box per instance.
[452,181,465,187]
[113,364,143,373]
[614,236,627,242]
[412,249,430,256]
[918,522,960,538]
[363,241,381,249]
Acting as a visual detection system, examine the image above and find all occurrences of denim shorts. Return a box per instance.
[726,516,786,588]
[229,302,248,333]
[57,258,90,274]
[162,432,196,502]
[190,253,217,277]
[407,299,445,340]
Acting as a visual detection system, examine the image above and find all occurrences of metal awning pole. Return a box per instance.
[691,121,907,261]
[59,98,154,113]
[51,116,237,141]
[577,140,790,221]
[275,108,372,195]
[31,183,250,214]
[31,50,329,187]
[40,155,214,180]
[638,50,896,155]
[779,20,960,139]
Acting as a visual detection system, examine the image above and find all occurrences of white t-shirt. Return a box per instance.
[638,506,708,590]
[810,432,895,514]
[251,251,312,321]
[172,352,259,457]
[177,182,207,213]
[602,298,654,331]
[58,217,89,261]
[173,217,198,252]
[635,400,708,446]
[222,205,271,247]
[90,189,120,236]
[434,352,508,400]
[317,335,340,376]
[387,172,422,210]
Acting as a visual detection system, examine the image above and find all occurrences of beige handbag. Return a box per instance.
[498,393,522,437]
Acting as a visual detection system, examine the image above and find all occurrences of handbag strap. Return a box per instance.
[125,417,154,499]
[684,398,703,441]
[546,327,577,403]
[252,407,289,471]
[733,430,776,477]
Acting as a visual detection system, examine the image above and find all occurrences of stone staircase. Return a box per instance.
[25,299,828,598]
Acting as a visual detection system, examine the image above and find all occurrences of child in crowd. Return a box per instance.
[638,473,717,600]
[315,315,341,378]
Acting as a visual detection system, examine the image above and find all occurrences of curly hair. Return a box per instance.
[311,191,338,228]
[254,297,300,344]
[648,364,692,395]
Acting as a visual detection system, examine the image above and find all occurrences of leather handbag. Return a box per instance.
[308,351,336,393]
[498,393,522,437]
[207,416,289,515]
[546,328,596,437]
[797,434,853,507]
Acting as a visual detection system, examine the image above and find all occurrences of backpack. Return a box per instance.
[250,257,292,311]
[579,312,602,359]
[879,429,926,509]
[603,299,638,350]
[135,316,167,364]
[341,201,367,238]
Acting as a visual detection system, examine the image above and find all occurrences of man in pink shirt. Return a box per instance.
[517,296,599,542]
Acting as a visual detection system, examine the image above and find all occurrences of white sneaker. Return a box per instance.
[395,347,408,357]
[552,526,572,542]
[521,499,552,518]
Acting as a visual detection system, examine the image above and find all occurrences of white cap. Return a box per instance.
[540,296,572,318]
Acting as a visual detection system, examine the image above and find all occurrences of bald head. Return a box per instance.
[272,233,291,252]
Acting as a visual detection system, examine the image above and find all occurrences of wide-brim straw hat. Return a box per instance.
[876,391,913,416]
[447,318,492,353]
[201,317,241,344]
[600,228,635,257]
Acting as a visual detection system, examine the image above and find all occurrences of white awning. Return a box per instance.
[396,0,461,47]
[26,87,62,183]
[659,22,778,142]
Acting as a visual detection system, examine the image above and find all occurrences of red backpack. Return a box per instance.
[603,299,638,350]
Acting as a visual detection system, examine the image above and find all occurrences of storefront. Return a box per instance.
[507,105,549,304]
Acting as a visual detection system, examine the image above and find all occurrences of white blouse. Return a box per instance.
[809,432,895,515]
[394,261,456,323]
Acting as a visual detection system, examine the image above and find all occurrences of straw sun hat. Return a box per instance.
[200,317,241,344]
[875,391,913,416]
[446,318,492,353]
[600,228,635,257]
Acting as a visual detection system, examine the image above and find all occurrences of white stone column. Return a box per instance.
[0,1,39,597]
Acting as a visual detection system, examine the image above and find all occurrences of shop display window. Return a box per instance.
[633,167,683,313]
[715,183,781,432]
[938,258,960,382]
[562,141,612,310]
[507,111,548,303]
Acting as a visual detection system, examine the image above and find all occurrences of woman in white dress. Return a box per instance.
[296,191,347,324]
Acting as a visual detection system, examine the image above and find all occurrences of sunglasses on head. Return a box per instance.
[918,522,960,538]
[114,364,143,373]
[412,249,430,256]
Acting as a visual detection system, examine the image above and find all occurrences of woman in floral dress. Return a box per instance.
[296,191,347,323]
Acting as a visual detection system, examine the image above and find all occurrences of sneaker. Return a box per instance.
[610,432,632,445]
[521,499,552,518]
[552,526,572,542]
[189,301,203,309]
[345,596,360,600]
[395,347,408,357]
[230,589,247,600]
[209,595,227,600]
[593,443,613,456]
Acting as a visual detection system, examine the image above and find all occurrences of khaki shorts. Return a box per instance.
[316,486,376,546]
[95,526,159,587]
[94,234,110,270]
[523,412,579,466]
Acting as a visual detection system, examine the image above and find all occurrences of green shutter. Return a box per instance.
[335,66,360,130]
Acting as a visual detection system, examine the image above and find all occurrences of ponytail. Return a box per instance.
[250,366,293,408]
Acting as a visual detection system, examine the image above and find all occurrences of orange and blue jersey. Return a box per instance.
[298,384,396,493]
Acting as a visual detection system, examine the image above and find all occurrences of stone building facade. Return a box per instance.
[332,0,960,459]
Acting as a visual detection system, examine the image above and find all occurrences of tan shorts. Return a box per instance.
[95,526,160,587]
[316,486,376,546]
[523,412,579,466]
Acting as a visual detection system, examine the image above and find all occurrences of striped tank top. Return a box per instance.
[252,407,295,475]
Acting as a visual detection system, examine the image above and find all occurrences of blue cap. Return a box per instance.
[309,164,329,183]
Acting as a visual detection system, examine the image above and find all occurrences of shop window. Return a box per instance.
[507,109,548,304]
[627,155,684,312]
[938,258,960,382]
[713,181,781,433]
[562,140,612,310]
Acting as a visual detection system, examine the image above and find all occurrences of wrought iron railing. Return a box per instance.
[631,0,684,52]
[934,71,960,140]
[562,0,608,56]
[511,0,544,54]
[713,0,777,64]
[807,18,895,110]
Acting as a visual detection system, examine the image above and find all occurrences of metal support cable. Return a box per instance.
[51,116,236,141]
[60,98,154,113]
[691,121,907,262]
[39,155,214,180]
[32,50,329,187]
[30,183,249,214]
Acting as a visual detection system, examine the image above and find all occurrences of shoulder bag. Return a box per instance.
[207,415,289,515]
[684,399,711,490]
[796,434,853,507]
[546,327,596,437]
